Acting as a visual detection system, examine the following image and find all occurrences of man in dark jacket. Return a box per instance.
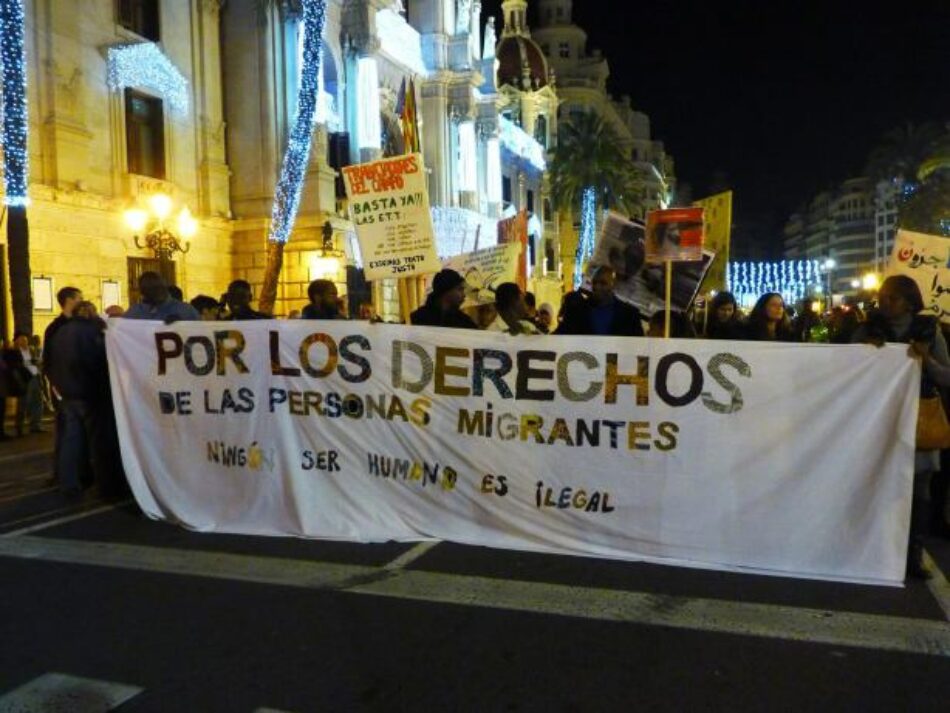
[45,309,123,497]
[224,280,269,320]
[410,269,478,329]
[301,279,343,320]
[556,266,644,336]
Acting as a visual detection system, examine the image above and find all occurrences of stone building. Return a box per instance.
[531,0,675,217]
[224,0,561,318]
[0,0,232,337]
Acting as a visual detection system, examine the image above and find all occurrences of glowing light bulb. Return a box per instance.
[124,208,149,233]
[177,207,198,239]
[149,193,173,221]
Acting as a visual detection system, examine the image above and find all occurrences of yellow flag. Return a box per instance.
[692,191,733,293]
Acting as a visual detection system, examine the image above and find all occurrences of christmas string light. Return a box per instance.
[269,0,328,245]
[499,116,546,172]
[0,0,29,205]
[574,186,597,288]
[107,42,189,115]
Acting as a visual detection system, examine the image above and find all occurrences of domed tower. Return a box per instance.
[496,0,550,92]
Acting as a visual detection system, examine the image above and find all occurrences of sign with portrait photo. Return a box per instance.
[645,207,705,262]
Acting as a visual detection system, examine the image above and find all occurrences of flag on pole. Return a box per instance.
[398,77,421,154]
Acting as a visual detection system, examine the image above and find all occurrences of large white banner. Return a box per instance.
[887,229,950,322]
[106,321,919,586]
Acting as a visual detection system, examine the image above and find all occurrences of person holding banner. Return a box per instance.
[410,269,478,330]
[705,291,744,340]
[487,283,541,336]
[555,267,644,337]
[302,280,343,321]
[744,293,797,342]
[853,275,950,578]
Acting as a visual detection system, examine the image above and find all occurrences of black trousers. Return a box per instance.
[57,399,126,496]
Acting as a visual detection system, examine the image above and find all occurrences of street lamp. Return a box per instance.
[308,220,344,280]
[125,193,197,270]
[862,273,881,291]
[820,258,836,309]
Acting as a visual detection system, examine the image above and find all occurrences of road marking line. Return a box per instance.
[0,535,948,658]
[923,548,950,621]
[0,447,53,465]
[0,672,143,711]
[383,540,440,571]
[0,485,58,504]
[1,501,129,538]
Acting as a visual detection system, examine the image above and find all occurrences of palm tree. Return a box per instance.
[549,111,643,287]
[865,121,944,184]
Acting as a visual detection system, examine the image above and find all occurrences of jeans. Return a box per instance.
[15,375,43,433]
[56,398,126,496]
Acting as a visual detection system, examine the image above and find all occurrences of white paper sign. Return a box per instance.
[342,153,442,280]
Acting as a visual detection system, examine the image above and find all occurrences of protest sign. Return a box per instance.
[443,243,522,307]
[498,210,529,289]
[693,191,732,293]
[107,320,918,586]
[588,212,714,316]
[886,229,950,322]
[342,153,442,280]
[646,207,705,263]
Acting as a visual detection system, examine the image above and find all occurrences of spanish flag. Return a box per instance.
[399,77,421,154]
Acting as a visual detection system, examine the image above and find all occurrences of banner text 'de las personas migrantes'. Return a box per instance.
[106,321,919,586]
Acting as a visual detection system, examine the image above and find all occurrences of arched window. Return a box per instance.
[534,115,548,149]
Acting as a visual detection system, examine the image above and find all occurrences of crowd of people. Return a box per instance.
[2,267,948,578]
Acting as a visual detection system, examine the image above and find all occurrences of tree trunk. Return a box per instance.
[7,204,32,337]
[258,240,284,316]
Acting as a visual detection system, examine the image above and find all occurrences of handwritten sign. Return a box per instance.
[443,243,522,306]
[886,229,950,322]
[342,154,442,280]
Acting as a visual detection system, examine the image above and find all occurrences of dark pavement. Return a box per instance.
[1,433,949,711]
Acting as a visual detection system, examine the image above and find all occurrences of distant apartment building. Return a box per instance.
[874,179,901,272]
[783,178,876,295]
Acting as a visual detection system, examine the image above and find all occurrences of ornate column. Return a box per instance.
[195,0,231,217]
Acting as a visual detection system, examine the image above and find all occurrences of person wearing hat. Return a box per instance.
[411,269,478,329]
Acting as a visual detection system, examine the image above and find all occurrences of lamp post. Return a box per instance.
[822,258,836,311]
[124,193,198,284]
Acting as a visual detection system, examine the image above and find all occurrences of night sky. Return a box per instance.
[481,0,949,254]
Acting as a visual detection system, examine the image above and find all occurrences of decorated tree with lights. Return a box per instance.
[0,0,31,336]
[549,111,643,288]
[259,0,328,314]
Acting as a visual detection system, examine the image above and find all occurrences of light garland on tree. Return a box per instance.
[107,42,189,116]
[574,186,597,288]
[0,0,29,206]
[269,0,328,244]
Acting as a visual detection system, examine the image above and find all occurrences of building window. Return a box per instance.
[125,89,165,179]
[556,7,564,18]
[502,176,512,205]
[118,0,160,42]
[534,115,547,149]
[559,42,570,58]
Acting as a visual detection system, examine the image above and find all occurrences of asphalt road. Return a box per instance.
[1,440,949,712]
